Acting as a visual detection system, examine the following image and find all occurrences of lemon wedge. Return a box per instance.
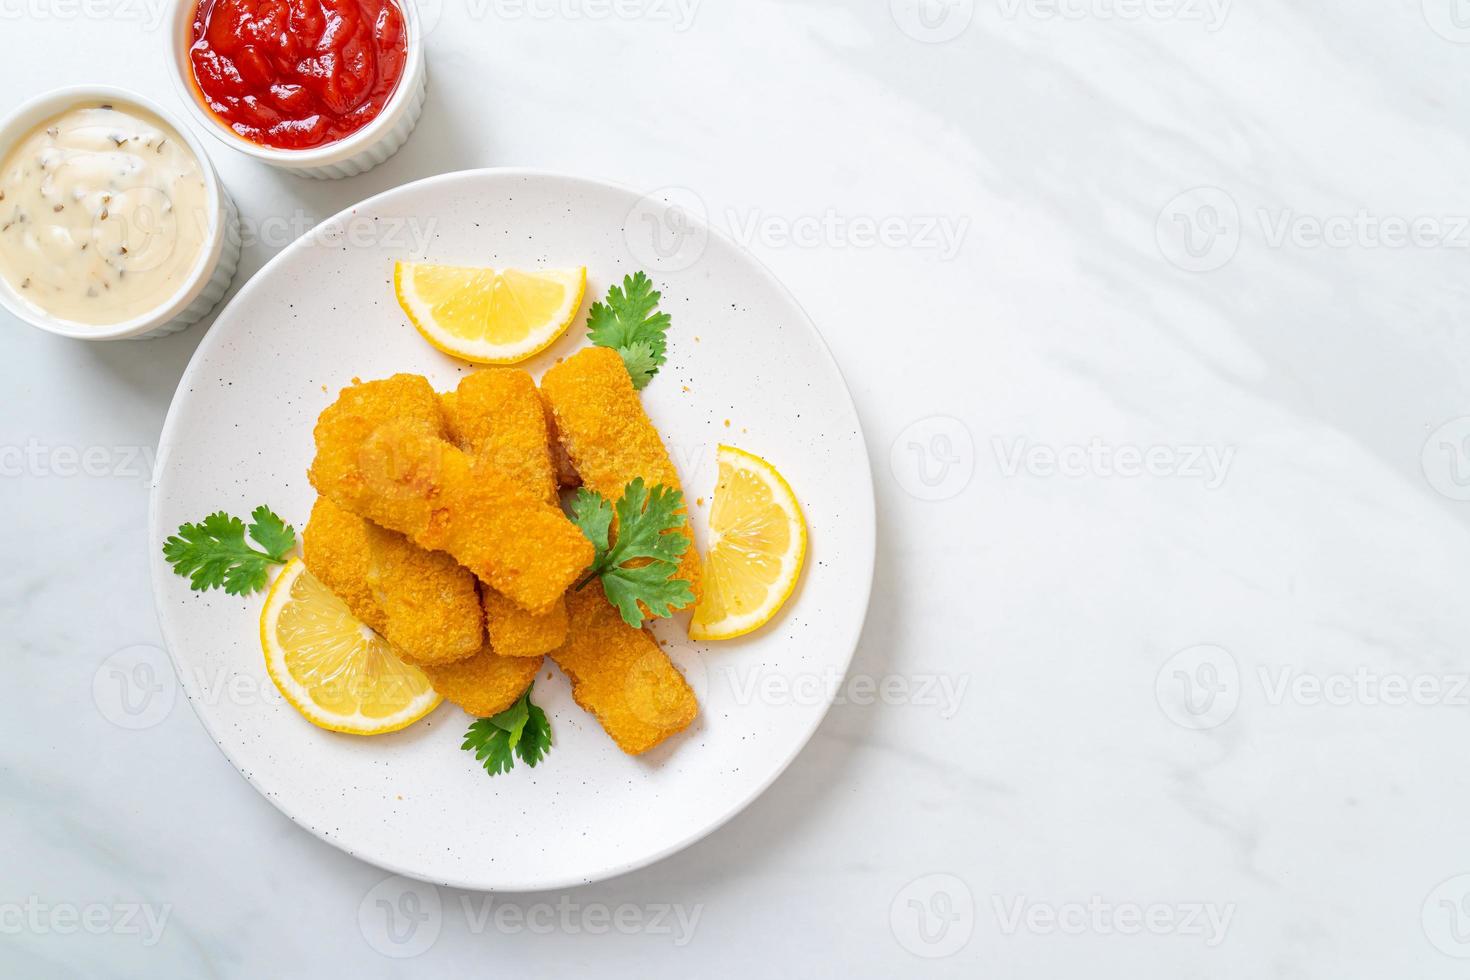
[259,558,442,735]
[394,262,586,364]
[689,446,807,641]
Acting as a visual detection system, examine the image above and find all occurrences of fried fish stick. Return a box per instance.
[302,496,389,636]
[544,397,582,490]
[480,587,568,658]
[443,369,570,657]
[307,374,451,537]
[551,582,698,755]
[445,370,559,504]
[309,375,593,614]
[421,644,543,717]
[539,346,701,608]
[302,497,482,665]
[363,523,484,666]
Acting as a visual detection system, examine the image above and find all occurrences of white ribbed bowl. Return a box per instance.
[166,0,427,179]
[0,85,240,341]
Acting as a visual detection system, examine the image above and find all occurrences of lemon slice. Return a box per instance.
[259,558,442,735]
[689,446,807,641]
[394,262,586,364]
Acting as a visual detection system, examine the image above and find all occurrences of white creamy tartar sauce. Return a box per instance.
[0,103,210,326]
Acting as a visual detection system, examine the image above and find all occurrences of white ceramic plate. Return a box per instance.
[149,169,874,891]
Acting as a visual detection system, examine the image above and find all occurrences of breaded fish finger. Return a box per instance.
[539,347,701,608]
[446,369,559,504]
[479,587,568,658]
[543,396,582,490]
[551,581,698,755]
[421,643,543,718]
[444,369,570,657]
[302,497,482,666]
[302,496,389,636]
[309,376,593,614]
[307,374,451,536]
[363,522,483,666]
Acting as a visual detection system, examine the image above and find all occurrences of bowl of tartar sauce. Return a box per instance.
[0,86,240,340]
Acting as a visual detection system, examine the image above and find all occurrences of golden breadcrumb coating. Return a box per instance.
[302,497,481,666]
[302,496,389,635]
[443,369,570,656]
[421,645,543,718]
[481,586,568,657]
[543,395,582,490]
[448,369,559,505]
[364,524,483,666]
[539,347,701,608]
[550,582,698,755]
[309,375,593,614]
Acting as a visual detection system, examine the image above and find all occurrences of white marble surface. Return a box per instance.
[3,1,1469,976]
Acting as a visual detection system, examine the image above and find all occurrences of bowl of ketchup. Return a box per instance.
[168,0,427,178]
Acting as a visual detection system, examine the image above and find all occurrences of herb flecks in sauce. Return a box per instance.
[0,103,210,326]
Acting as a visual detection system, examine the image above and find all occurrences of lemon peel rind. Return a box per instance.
[688,445,807,642]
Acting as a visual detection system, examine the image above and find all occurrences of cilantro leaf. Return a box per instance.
[605,479,692,568]
[490,694,529,745]
[461,685,553,777]
[162,507,296,595]
[587,271,670,389]
[602,560,695,624]
[617,340,662,390]
[569,478,694,627]
[462,721,516,776]
[517,700,552,767]
[247,505,296,561]
[569,488,615,561]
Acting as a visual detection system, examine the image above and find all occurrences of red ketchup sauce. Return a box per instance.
[188,0,408,150]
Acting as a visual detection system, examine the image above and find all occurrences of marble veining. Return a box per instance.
[2,1,1468,976]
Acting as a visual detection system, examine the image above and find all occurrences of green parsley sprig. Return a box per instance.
[162,506,296,595]
[587,271,671,390]
[570,477,694,627]
[461,685,553,777]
